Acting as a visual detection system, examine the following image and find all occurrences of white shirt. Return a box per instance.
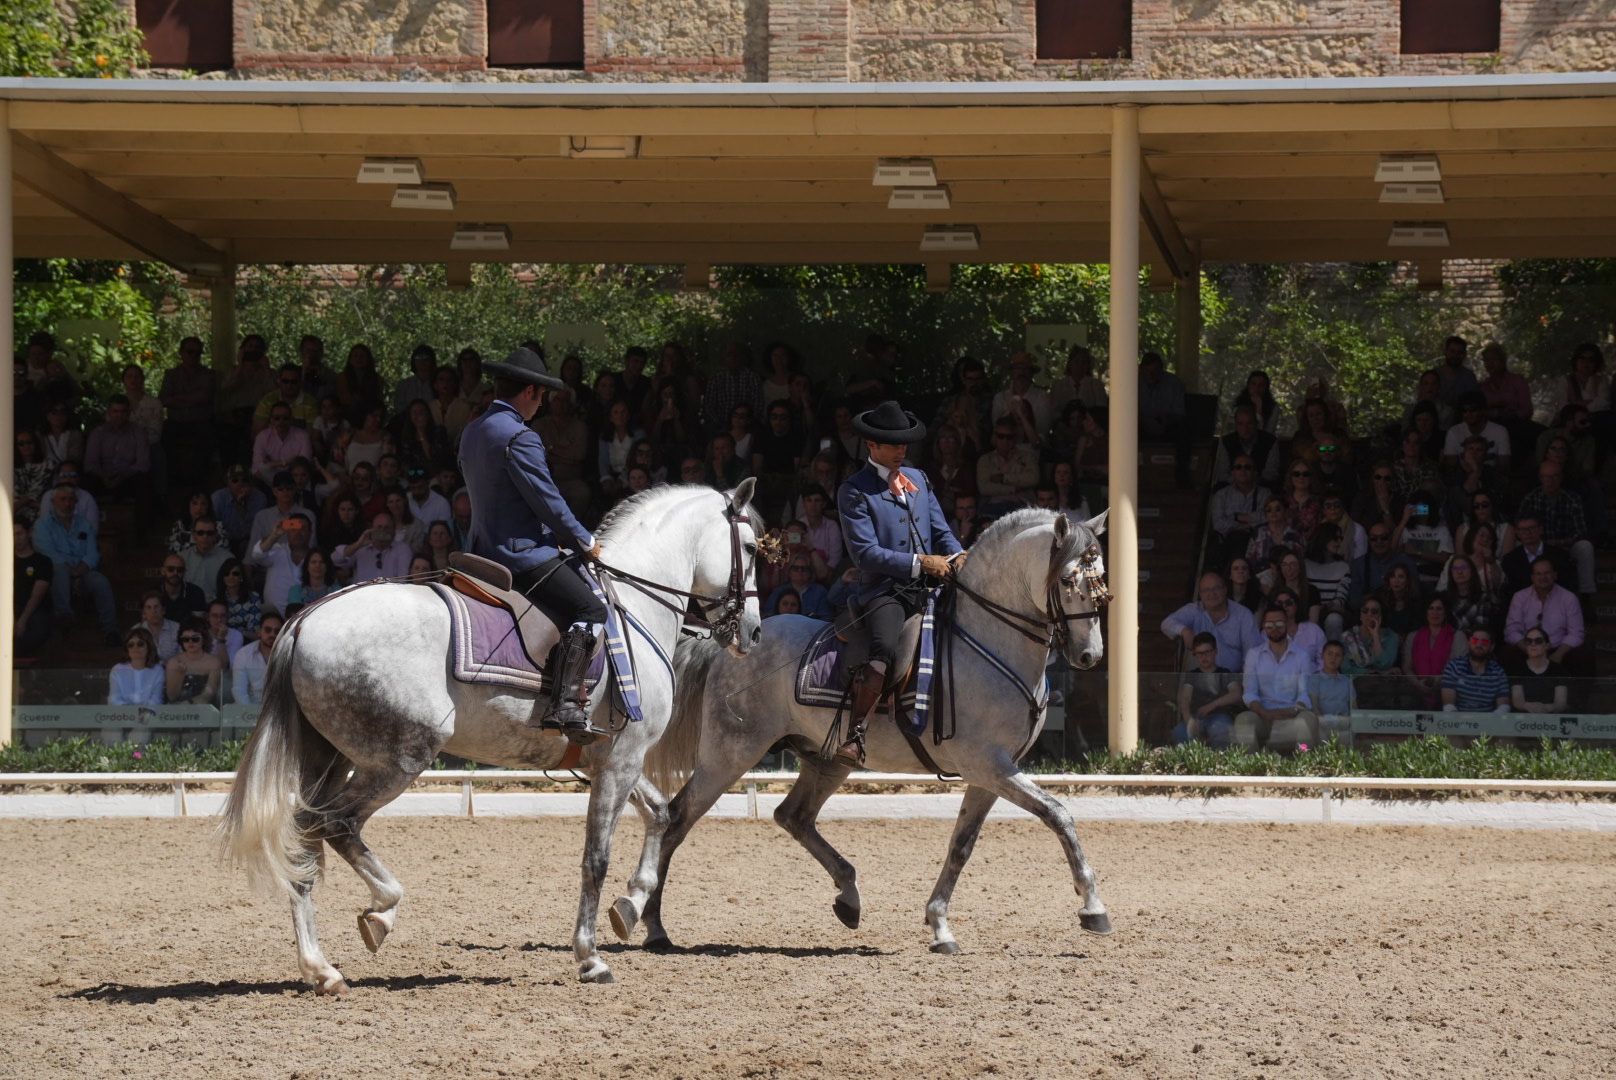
[248,537,309,615]
[232,642,271,705]
[334,537,415,583]
[407,488,452,527]
[1442,419,1510,462]
[868,461,921,579]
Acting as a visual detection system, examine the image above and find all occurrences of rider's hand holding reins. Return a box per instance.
[586,542,603,562]
[919,553,955,580]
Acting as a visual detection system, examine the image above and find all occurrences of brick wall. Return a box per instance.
[125,1,1616,82]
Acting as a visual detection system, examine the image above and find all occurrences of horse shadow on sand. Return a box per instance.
[63,973,511,1004]
[450,940,891,959]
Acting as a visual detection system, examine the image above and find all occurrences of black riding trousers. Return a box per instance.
[862,584,928,686]
[514,556,607,630]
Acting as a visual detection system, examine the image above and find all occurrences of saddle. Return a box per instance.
[796,600,925,716]
[445,552,562,673]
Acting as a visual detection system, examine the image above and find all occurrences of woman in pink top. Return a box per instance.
[1402,595,1462,708]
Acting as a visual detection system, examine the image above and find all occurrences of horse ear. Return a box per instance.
[728,476,757,512]
[1053,512,1070,541]
[1083,508,1109,537]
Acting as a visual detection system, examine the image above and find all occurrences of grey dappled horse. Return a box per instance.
[625,509,1113,955]
[220,482,765,992]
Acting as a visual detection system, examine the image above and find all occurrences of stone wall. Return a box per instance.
[121,0,1616,82]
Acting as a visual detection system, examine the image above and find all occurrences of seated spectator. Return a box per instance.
[1138,352,1190,487]
[248,515,315,615]
[41,401,85,469]
[1453,490,1515,559]
[252,364,319,436]
[1373,563,1422,638]
[1049,344,1109,418]
[933,357,991,458]
[392,344,438,422]
[249,471,318,555]
[704,432,748,490]
[430,365,473,446]
[773,587,802,616]
[165,619,223,705]
[34,484,117,645]
[1280,461,1322,539]
[1555,342,1609,418]
[1442,433,1504,526]
[373,452,405,500]
[1515,461,1596,603]
[1352,461,1402,534]
[1398,494,1453,593]
[1034,483,1091,527]
[976,419,1039,514]
[1308,641,1356,747]
[1266,551,1315,617]
[1289,397,1350,470]
[395,398,450,475]
[1478,342,1533,429]
[1225,556,1261,612]
[1069,400,1110,492]
[323,493,366,555]
[1235,604,1318,752]
[1230,369,1283,436]
[923,424,976,518]
[1245,498,1300,576]
[1403,595,1463,708]
[13,430,53,527]
[1391,424,1443,505]
[621,466,654,500]
[1318,491,1366,561]
[12,522,53,658]
[420,521,457,572]
[253,402,314,486]
[1309,439,1357,507]
[1442,391,1511,473]
[1509,630,1568,714]
[132,591,180,661]
[992,352,1051,446]
[216,558,264,635]
[799,485,844,576]
[1209,453,1270,567]
[1440,554,1498,640]
[1172,631,1241,748]
[312,394,351,464]
[333,512,415,584]
[1501,514,1574,598]
[231,613,284,706]
[1440,628,1510,712]
[1452,521,1509,602]
[1049,461,1089,522]
[212,465,268,555]
[1435,335,1480,412]
[167,491,212,554]
[678,455,707,487]
[182,514,231,596]
[345,406,393,469]
[767,556,831,618]
[1304,525,1351,639]
[1212,405,1280,487]
[450,490,472,551]
[1504,557,1585,669]
[598,399,643,500]
[1340,598,1400,707]
[288,548,339,608]
[951,493,985,548]
[1537,420,1603,536]
[203,600,244,667]
[38,460,100,533]
[384,489,425,552]
[1161,572,1258,672]
[725,402,756,466]
[1348,524,1417,612]
[1269,587,1324,673]
[109,627,165,708]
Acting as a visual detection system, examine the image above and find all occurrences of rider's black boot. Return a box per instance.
[536,627,598,742]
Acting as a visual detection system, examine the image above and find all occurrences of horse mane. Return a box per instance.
[968,508,1092,596]
[595,484,716,541]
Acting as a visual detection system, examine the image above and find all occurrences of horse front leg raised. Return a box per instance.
[609,777,670,942]
[924,784,998,954]
[773,755,861,929]
[986,767,1112,936]
[575,757,642,983]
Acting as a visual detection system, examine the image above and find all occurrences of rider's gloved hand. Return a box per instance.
[919,554,953,579]
[586,542,603,562]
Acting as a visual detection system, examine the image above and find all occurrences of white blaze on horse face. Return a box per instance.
[1060,539,1107,670]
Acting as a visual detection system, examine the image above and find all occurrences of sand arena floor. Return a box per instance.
[2,814,1614,1079]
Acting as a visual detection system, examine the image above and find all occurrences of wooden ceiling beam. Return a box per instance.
[134,200,1117,224]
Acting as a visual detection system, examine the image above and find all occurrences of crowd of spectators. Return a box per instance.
[1169,335,1612,751]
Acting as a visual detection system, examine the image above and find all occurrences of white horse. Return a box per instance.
[220,481,765,992]
[625,509,1113,955]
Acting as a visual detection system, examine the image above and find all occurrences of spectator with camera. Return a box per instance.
[249,513,317,615]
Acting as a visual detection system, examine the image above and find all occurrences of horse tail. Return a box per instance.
[218,631,323,896]
[646,634,726,796]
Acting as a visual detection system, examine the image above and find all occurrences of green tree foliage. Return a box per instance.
[1496,259,1616,375]
[0,0,147,78]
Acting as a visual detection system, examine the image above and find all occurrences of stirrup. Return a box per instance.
[832,738,864,767]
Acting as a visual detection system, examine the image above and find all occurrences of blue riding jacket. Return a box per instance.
[458,399,594,574]
[838,462,963,603]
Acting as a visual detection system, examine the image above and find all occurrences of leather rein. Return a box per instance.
[950,535,1111,650]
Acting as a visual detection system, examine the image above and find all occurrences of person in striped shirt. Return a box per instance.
[1440,628,1510,712]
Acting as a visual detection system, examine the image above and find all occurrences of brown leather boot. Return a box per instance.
[833,667,884,767]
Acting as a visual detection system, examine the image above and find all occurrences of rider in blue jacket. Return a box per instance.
[834,400,966,764]
[459,346,605,737]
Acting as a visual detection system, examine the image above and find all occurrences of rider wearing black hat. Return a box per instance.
[834,400,966,765]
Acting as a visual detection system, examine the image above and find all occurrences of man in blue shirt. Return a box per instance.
[1160,572,1257,671]
[1440,629,1511,712]
[1235,603,1318,752]
[459,347,605,737]
[33,484,118,644]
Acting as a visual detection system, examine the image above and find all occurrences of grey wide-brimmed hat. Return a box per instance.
[482,346,566,390]
[852,400,927,445]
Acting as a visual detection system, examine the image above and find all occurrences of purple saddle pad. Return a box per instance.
[794,622,913,716]
[431,583,603,697]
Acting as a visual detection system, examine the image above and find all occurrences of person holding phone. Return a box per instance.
[1398,491,1453,593]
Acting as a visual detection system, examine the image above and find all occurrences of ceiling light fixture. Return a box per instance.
[888,185,952,210]
[356,158,424,185]
[873,158,938,186]
[1380,182,1445,204]
[450,224,511,252]
[1374,154,1442,184]
[1387,222,1450,248]
[563,136,641,159]
[391,183,458,211]
[919,225,979,253]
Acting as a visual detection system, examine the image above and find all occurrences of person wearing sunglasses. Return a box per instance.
[1281,462,1320,538]
[181,514,232,595]
[1509,631,1568,715]
[1235,603,1318,752]
[164,618,222,705]
[1210,453,1271,566]
[1439,628,1510,714]
[108,627,165,708]
[231,611,285,706]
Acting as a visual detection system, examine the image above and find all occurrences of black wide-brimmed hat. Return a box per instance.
[482,346,566,391]
[853,400,927,445]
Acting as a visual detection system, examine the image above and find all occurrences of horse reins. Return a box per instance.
[950,536,1110,649]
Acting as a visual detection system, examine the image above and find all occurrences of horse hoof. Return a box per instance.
[643,935,676,953]
[358,912,390,953]
[832,899,861,930]
[930,940,960,956]
[608,897,638,942]
[315,977,350,998]
[578,961,616,985]
[1080,912,1114,936]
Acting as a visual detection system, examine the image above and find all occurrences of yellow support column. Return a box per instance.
[1106,105,1140,755]
[1,104,15,748]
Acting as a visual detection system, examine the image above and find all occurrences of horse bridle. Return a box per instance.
[592,502,769,642]
[952,536,1111,649]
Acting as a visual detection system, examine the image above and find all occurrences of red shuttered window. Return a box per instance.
[487,0,585,68]
[1036,0,1132,61]
[1400,0,1501,54]
[135,0,233,71]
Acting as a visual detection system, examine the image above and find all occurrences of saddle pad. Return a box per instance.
[794,621,916,720]
[430,582,604,698]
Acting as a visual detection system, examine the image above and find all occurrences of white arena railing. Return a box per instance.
[4,770,1616,818]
